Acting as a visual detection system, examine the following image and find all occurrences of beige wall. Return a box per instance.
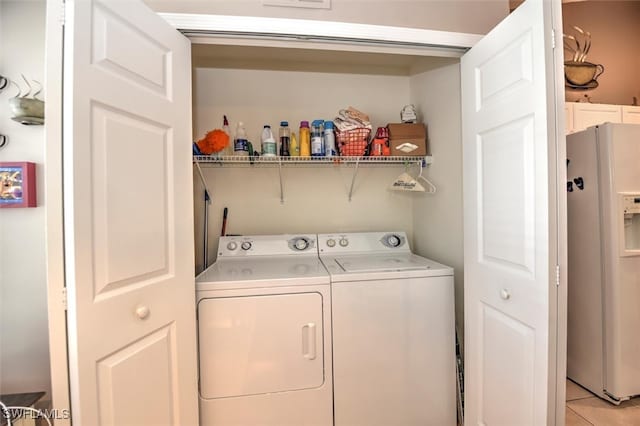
[410,63,464,341]
[192,67,411,144]
[146,0,509,34]
[192,66,415,271]
[0,0,51,403]
[563,1,640,105]
[194,166,416,271]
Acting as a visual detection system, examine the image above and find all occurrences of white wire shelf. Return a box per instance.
[193,155,431,166]
[192,154,433,203]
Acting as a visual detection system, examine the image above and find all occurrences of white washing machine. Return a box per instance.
[196,234,333,426]
[318,231,456,426]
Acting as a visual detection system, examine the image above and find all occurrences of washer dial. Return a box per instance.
[226,241,238,251]
[339,238,349,247]
[382,233,405,248]
[326,238,336,248]
[387,235,401,247]
[241,241,252,251]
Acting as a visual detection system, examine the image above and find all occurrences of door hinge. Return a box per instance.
[555,265,560,287]
[60,1,66,26]
[61,287,68,310]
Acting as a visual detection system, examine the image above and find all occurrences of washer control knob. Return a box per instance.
[387,235,401,247]
[339,238,349,247]
[326,238,336,248]
[226,241,238,251]
[241,241,252,251]
[294,238,309,251]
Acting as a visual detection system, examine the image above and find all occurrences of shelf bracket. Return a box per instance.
[348,158,360,202]
[278,157,284,204]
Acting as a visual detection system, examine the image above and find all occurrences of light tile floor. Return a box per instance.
[566,379,640,425]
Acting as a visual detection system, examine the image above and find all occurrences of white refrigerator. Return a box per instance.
[567,123,640,404]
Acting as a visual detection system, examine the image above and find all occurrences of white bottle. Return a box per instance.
[234,122,249,157]
[261,125,277,157]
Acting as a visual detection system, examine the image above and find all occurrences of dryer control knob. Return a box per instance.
[226,241,238,251]
[326,238,336,248]
[339,238,349,247]
[241,241,252,251]
[294,238,309,251]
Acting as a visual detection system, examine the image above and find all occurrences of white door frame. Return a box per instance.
[550,0,568,423]
[44,0,71,424]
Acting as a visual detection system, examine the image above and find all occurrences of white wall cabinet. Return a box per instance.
[566,103,640,134]
[568,103,622,134]
[565,103,574,135]
[622,105,640,124]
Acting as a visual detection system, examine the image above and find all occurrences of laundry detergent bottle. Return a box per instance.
[299,121,311,157]
[290,132,299,157]
[261,125,277,157]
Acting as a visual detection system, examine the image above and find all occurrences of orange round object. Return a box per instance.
[196,129,229,154]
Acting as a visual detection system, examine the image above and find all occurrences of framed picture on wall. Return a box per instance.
[0,162,36,208]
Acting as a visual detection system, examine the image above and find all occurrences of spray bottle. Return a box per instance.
[222,115,232,156]
[324,121,336,158]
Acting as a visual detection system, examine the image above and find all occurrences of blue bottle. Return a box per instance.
[311,120,325,157]
[324,121,336,157]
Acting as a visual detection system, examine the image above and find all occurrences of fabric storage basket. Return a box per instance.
[336,127,371,156]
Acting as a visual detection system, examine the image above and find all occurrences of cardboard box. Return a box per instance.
[387,123,428,156]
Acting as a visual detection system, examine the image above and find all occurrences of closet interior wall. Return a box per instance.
[410,62,464,342]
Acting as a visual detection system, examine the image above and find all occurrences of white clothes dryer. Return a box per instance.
[318,231,456,426]
[196,234,333,426]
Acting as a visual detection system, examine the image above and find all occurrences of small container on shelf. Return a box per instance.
[234,122,249,157]
[370,127,389,157]
[279,121,290,157]
[261,125,277,158]
[311,120,325,157]
[290,132,299,157]
[324,121,337,157]
[299,121,311,157]
[221,115,233,156]
[335,127,370,157]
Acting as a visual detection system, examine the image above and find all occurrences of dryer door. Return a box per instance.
[198,292,324,399]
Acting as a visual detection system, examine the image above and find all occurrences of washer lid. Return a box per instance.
[322,253,453,281]
[335,253,429,272]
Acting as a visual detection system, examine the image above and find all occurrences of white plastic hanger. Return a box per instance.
[389,161,436,193]
[416,161,436,193]
[389,171,426,192]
